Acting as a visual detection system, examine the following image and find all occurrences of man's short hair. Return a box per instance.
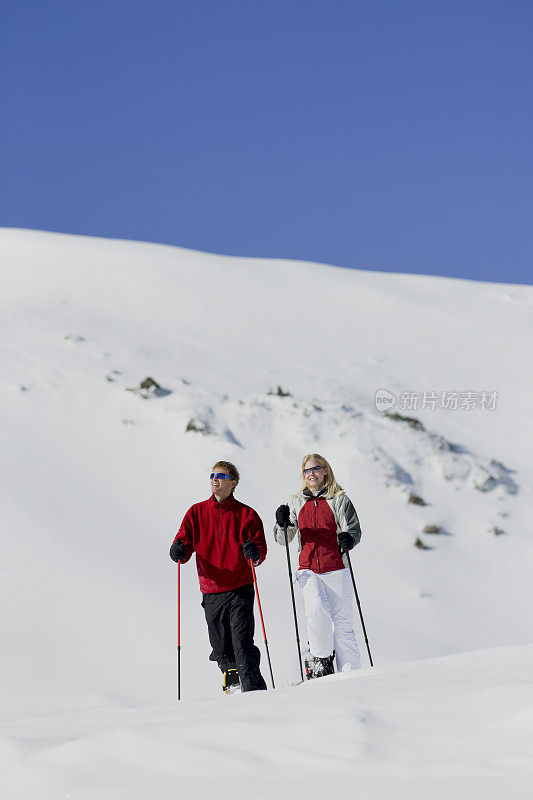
[212,460,240,485]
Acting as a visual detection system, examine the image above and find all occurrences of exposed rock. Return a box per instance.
[384,411,425,431]
[186,417,211,435]
[423,524,442,535]
[268,385,291,397]
[414,537,432,550]
[408,493,427,506]
[140,377,160,391]
[126,377,172,399]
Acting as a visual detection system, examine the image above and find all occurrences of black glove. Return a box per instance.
[338,532,354,553]
[170,539,187,562]
[276,504,290,526]
[242,540,260,562]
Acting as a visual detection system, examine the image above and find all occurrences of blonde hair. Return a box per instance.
[212,460,240,486]
[296,453,344,499]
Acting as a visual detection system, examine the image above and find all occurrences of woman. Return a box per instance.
[274,453,362,677]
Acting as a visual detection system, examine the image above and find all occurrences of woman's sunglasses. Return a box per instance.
[303,466,324,475]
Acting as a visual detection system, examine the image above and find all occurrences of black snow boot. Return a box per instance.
[312,654,335,678]
[222,668,241,694]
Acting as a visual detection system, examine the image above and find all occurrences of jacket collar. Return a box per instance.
[303,487,327,500]
[209,492,238,509]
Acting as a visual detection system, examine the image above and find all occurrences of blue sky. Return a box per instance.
[1,0,531,284]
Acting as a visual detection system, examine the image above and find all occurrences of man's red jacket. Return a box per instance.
[173,493,267,594]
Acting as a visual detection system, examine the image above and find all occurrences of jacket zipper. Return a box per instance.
[314,498,320,572]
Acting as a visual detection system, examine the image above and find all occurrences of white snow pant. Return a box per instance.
[296,568,361,672]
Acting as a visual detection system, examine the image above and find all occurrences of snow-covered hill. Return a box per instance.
[1,228,532,797]
[2,644,533,800]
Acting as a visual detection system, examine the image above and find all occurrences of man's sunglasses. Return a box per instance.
[303,466,324,475]
[210,472,234,480]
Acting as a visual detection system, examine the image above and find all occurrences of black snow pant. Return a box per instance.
[202,583,267,692]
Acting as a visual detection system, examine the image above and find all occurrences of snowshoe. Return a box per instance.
[312,654,335,678]
[222,668,241,694]
[303,649,316,680]
[302,648,335,680]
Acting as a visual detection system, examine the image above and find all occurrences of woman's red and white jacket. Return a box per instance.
[274,488,361,574]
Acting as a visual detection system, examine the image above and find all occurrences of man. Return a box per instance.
[170,461,267,693]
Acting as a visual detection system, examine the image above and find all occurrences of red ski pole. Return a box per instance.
[177,560,181,700]
[249,559,275,689]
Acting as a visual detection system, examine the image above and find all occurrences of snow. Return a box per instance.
[2,646,533,799]
[1,228,532,797]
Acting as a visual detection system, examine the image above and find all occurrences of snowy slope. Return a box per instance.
[1,228,532,796]
[2,645,533,800]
